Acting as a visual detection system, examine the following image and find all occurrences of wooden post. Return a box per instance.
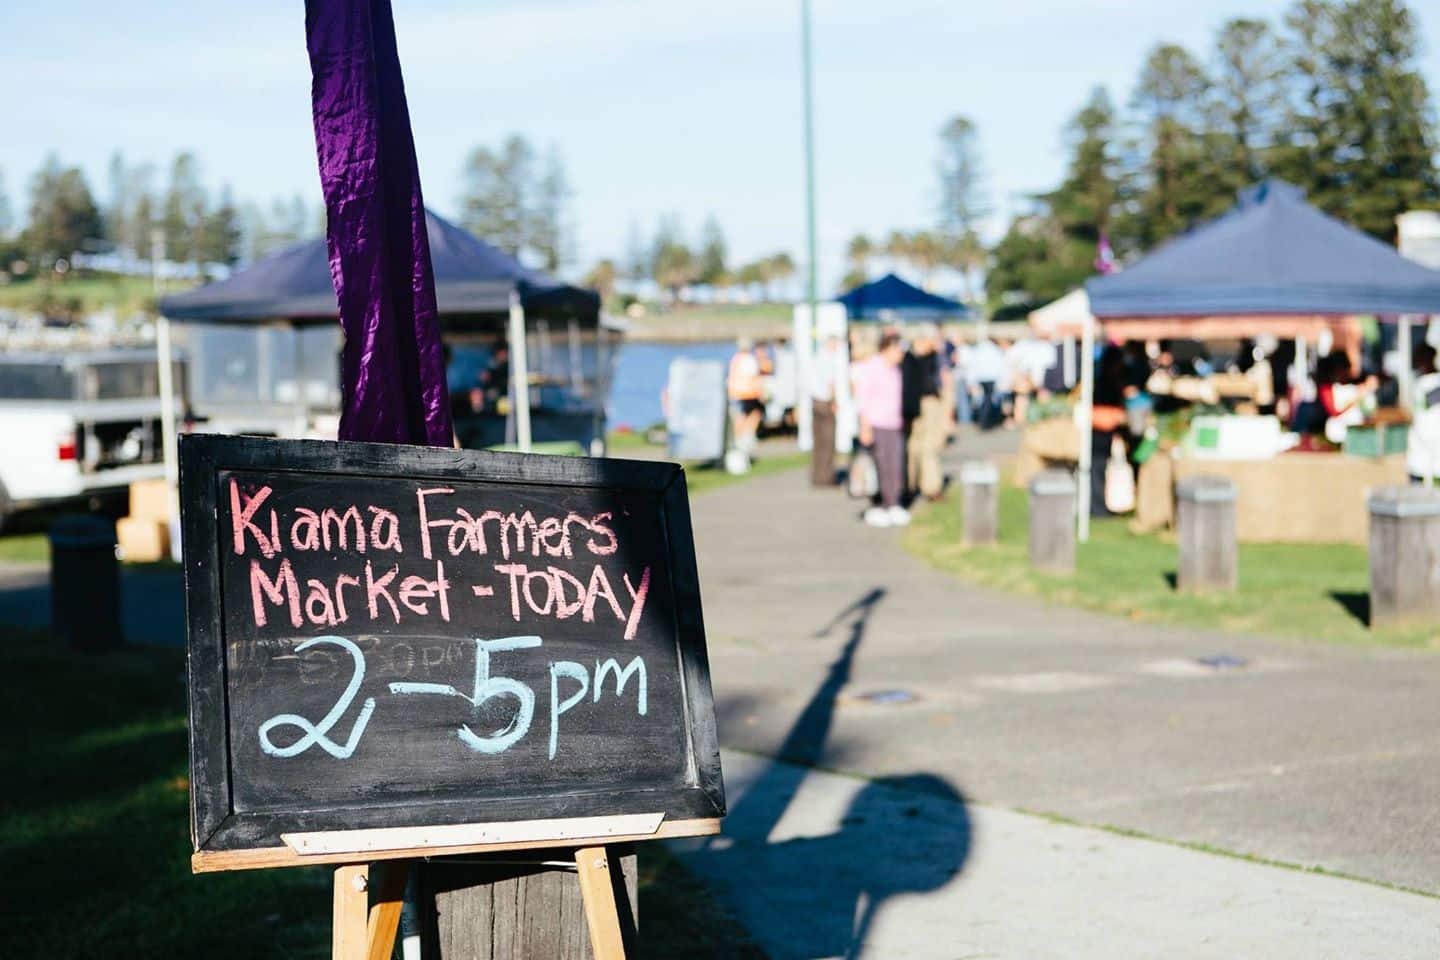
[1368,486,1440,627]
[365,862,409,960]
[960,460,999,545]
[420,848,638,959]
[575,846,626,960]
[333,864,369,960]
[1029,469,1076,573]
[1175,475,1238,592]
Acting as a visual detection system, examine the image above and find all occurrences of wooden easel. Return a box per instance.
[332,845,628,960]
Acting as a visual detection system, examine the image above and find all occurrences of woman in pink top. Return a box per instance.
[853,332,908,527]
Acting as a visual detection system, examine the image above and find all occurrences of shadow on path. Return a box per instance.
[685,587,972,959]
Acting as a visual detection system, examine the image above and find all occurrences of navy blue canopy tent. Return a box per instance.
[159,209,599,329]
[159,210,610,451]
[838,273,969,322]
[1073,181,1440,545]
[1086,181,1440,320]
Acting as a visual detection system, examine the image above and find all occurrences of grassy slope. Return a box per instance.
[0,535,47,565]
[0,273,175,316]
[903,480,1438,648]
[624,303,793,342]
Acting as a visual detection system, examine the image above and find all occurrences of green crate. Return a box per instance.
[1344,426,1381,457]
[1384,423,1410,456]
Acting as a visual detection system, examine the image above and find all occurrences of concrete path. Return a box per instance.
[675,750,1440,959]
[673,436,1440,952]
[0,563,185,646]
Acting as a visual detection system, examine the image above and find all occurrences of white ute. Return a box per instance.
[0,350,175,530]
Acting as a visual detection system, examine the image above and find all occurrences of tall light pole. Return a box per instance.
[801,0,818,324]
[800,0,822,472]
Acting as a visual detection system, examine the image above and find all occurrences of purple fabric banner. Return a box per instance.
[306,0,453,446]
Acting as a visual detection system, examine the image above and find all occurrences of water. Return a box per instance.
[607,341,735,431]
[180,325,737,434]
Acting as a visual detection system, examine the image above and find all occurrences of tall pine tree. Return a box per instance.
[1273,0,1439,239]
[1123,44,1218,249]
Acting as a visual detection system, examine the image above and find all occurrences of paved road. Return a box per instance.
[0,563,185,646]
[670,436,1440,953]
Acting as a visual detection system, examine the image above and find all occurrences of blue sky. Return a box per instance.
[3,0,1438,288]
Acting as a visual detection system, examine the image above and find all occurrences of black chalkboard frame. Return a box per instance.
[181,433,725,870]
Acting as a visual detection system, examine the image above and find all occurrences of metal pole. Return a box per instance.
[567,318,582,394]
[1399,316,1414,411]
[293,327,309,437]
[1076,319,1095,543]
[801,0,818,323]
[801,0,821,469]
[152,228,178,491]
[594,321,610,457]
[508,291,532,452]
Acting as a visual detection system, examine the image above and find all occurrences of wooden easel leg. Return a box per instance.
[575,845,627,960]
[333,864,369,960]
[365,861,409,960]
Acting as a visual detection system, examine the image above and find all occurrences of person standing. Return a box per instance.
[951,333,974,425]
[967,335,1005,429]
[728,337,764,463]
[1090,345,1128,517]
[854,332,908,527]
[810,335,841,487]
[901,325,945,501]
[1409,345,1440,484]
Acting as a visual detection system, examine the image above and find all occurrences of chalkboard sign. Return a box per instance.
[666,358,727,462]
[180,434,724,871]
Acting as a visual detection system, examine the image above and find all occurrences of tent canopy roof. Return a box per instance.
[838,272,969,321]
[1027,288,1094,337]
[159,209,600,327]
[1086,180,1440,318]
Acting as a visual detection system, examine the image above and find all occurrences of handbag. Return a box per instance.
[1104,436,1135,514]
[848,447,879,499]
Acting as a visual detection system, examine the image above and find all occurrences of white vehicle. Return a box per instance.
[0,350,177,529]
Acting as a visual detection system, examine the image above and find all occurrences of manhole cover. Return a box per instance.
[1194,654,1249,670]
[853,689,919,705]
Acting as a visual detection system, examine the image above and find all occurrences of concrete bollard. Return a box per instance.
[1176,475,1238,592]
[49,514,123,651]
[1028,469,1076,573]
[960,460,999,545]
[1367,486,1440,627]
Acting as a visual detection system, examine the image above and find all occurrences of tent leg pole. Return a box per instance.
[156,313,179,492]
[509,292,532,452]
[1399,317,1414,412]
[795,305,813,452]
[1076,323,1094,544]
[294,328,309,437]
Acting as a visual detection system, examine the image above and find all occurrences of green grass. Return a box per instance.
[902,480,1440,648]
[0,635,763,959]
[606,430,663,452]
[0,272,191,318]
[685,452,810,496]
[604,430,811,496]
[626,303,793,341]
[0,534,48,565]
[0,638,332,959]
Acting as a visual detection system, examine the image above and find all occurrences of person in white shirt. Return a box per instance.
[967,337,1006,429]
[1409,345,1440,484]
